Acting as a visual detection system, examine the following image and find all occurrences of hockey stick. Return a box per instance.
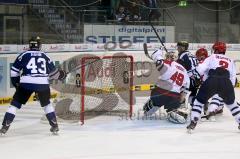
[66,57,101,74]
[148,10,168,53]
[143,43,153,60]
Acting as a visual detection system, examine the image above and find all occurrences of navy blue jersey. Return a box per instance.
[11,51,56,90]
[177,50,200,79]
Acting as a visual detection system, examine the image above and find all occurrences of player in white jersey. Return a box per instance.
[195,48,224,118]
[143,48,190,124]
[0,37,67,135]
[187,42,240,132]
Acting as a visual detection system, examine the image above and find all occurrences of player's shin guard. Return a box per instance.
[216,101,224,114]
[190,99,204,122]
[187,99,204,131]
[209,95,223,115]
[226,102,240,125]
[0,106,17,134]
[44,104,59,133]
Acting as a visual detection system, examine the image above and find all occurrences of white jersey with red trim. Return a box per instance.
[197,60,208,82]
[156,60,190,93]
[151,48,190,93]
[196,54,236,85]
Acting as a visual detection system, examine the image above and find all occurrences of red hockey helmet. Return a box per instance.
[212,42,226,54]
[196,48,208,61]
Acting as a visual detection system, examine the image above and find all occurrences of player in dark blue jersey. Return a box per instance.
[176,41,200,105]
[0,37,66,135]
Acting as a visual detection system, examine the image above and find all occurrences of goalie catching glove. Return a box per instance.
[49,68,67,81]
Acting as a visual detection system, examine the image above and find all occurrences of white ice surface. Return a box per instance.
[1,90,240,159]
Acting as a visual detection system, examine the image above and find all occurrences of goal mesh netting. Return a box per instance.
[54,55,134,124]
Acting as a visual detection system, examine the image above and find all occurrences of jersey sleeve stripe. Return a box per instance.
[11,70,20,77]
[11,66,20,72]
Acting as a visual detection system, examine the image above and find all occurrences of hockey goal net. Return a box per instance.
[54,55,134,124]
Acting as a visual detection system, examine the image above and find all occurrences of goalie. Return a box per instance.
[143,48,190,124]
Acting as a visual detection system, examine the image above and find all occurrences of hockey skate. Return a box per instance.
[215,108,223,115]
[0,125,10,135]
[201,111,216,122]
[50,125,59,135]
[186,121,197,134]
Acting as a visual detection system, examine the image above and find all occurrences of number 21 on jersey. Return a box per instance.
[26,57,47,74]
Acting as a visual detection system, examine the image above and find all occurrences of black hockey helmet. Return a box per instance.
[177,41,189,50]
[29,36,41,51]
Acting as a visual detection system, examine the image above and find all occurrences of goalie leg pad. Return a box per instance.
[167,110,188,124]
[143,99,160,116]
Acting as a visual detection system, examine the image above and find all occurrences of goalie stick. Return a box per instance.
[143,43,153,60]
[66,57,101,74]
[148,10,168,53]
[144,10,171,60]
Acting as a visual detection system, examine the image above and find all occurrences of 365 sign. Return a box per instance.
[84,24,175,43]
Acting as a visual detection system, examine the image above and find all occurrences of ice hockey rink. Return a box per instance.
[0,90,240,159]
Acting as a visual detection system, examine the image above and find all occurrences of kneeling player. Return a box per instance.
[143,48,190,124]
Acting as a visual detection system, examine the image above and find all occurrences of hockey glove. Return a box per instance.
[58,69,67,81]
[49,68,67,81]
[11,76,20,88]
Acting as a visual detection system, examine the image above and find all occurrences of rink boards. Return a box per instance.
[0,43,240,105]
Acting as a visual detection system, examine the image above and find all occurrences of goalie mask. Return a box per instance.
[165,51,177,61]
[196,48,208,61]
[212,41,226,55]
[29,36,41,51]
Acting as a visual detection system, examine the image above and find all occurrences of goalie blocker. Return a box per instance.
[143,46,190,124]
